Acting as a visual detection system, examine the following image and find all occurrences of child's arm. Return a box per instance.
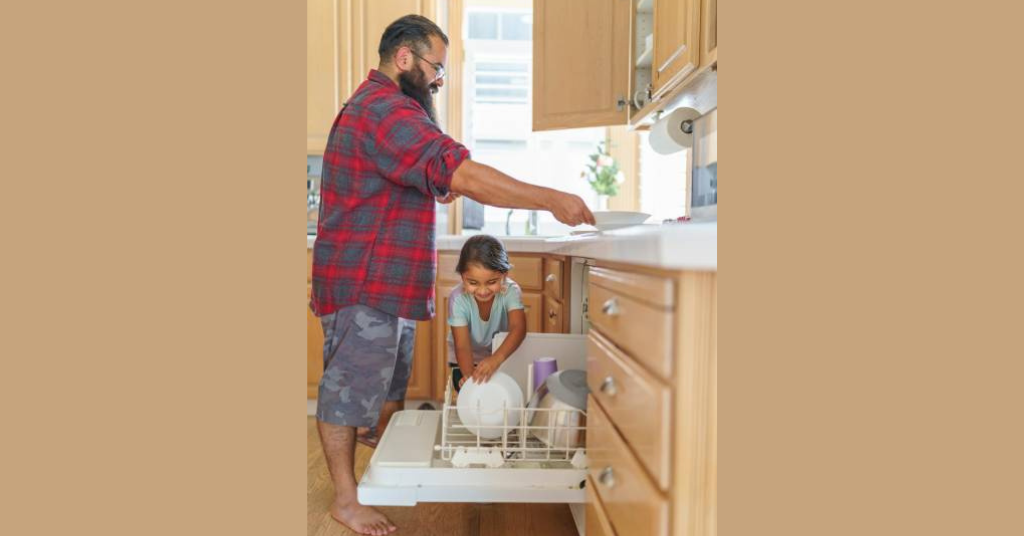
[450,325,476,387]
[471,308,527,384]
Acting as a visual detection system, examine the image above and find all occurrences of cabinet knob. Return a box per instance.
[600,376,617,396]
[548,308,557,319]
[601,298,620,316]
[598,466,616,488]
[545,274,557,283]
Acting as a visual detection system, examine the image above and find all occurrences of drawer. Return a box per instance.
[588,283,675,380]
[587,396,669,536]
[543,296,563,333]
[307,248,313,283]
[439,252,544,291]
[589,266,674,309]
[586,476,617,536]
[588,331,672,490]
[437,252,460,283]
[521,291,543,333]
[543,257,564,300]
[508,255,543,291]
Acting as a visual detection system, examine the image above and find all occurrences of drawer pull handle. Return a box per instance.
[598,466,616,488]
[600,376,617,396]
[601,298,620,316]
[545,274,557,283]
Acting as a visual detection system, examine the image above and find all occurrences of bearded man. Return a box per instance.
[309,14,593,535]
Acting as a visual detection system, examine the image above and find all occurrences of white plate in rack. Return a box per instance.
[456,372,524,439]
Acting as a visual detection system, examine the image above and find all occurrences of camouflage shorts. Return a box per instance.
[316,304,415,427]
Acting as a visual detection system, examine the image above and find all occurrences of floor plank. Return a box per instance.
[307,416,579,535]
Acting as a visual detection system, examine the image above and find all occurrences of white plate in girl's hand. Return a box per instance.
[456,372,524,439]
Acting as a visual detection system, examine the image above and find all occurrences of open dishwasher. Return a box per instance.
[358,333,590,524]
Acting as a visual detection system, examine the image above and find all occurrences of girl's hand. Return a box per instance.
[471,355,505,384]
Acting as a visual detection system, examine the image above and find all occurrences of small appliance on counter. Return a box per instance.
[307,156,322,235]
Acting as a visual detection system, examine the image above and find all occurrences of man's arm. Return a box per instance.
[450,160,596,227]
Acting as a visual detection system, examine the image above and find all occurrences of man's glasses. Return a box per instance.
[409,50,446,82]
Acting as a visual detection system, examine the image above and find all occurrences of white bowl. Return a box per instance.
[591,211,651,231]
[457,372,524,439]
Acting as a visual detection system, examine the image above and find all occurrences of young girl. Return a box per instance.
[447,235,527,391]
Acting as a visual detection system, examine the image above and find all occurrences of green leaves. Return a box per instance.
[582,141,621,196]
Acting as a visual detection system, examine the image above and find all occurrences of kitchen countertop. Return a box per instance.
[309,222,717,271]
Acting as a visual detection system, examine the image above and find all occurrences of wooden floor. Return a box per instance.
[308,416,580,536]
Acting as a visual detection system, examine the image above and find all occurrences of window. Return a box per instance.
[462,3,605,236]
[468,10,531,41]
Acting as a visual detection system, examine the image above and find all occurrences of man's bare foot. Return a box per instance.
[330,500,397,535]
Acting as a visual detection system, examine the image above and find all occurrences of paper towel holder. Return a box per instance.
[649,106,702,155]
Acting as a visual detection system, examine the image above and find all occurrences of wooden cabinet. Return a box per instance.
[307,0,434,154]
[533,0,713,129]
[651,0,701,98]
[307,285,323,398]
[587,396,670,536]
[521,291,544,333]
[699,0,717,69]
[307,0,349,154]
[585,262,716,536]
[532,0,631,131]
[405,320,433,400]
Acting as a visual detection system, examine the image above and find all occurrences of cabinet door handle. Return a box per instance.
[601,298,620,316]
[600,376,617,396]
[545,274,557,283]
[598,466,616,488]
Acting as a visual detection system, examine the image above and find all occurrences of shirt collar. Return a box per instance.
[368,69,399,90]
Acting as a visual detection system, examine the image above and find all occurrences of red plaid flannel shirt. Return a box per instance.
[310,70,471,321]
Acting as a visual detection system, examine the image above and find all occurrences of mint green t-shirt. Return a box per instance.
[446,280,525,364]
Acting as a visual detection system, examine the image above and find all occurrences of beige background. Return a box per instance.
[2,1,1023,535]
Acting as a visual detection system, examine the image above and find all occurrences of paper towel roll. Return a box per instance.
[649,106,702,155]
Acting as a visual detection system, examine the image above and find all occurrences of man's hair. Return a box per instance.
[378,14,449,65]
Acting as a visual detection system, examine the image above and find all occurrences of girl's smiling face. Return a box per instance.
[461,263,506,302]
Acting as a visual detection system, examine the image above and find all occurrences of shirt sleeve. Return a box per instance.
[447,288,471,327]
[504,281,525,311]
[371,98,471,197]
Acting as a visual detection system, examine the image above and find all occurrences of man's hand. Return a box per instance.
[548,192,596,227]
[436,191,460,204]
[471,355,505,384]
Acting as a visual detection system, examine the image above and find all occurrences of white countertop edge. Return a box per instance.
[309,222,717,271]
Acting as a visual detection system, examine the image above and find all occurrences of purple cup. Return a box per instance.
[532,357,559,393]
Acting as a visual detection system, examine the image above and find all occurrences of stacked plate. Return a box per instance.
[589,211,651,232]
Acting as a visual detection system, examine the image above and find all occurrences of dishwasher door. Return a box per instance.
[358,333,590,507]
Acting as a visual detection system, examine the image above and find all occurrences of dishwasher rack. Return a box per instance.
[435,371,588,469]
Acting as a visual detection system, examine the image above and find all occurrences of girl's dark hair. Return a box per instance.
[378,15,449,64]
[456,235,512,274]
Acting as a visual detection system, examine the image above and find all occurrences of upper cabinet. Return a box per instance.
[651,0,701,98]
[307,0,435,154]
[532,0,631,131]
[699,0,717,69]
[308,0,347,154]
[533,0,714,130]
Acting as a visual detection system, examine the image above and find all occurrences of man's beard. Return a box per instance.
[399,65,439,124]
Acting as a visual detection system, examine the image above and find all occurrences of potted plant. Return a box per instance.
[581,141,625,210]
